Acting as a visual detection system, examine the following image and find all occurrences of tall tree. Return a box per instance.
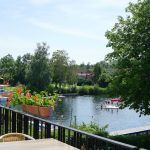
[0,54,15,82]
[27,43,51,91]
[13,53,32,85]
[105,0,150,115]
[51,50,69,88]
[92,63,101,84]
[66,60,77,85]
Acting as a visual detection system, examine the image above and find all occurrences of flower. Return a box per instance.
[34,96,37,101]
[6,101,11,107]
[26,92,31,98]
[10,87,58,108]
[16,88,22,94]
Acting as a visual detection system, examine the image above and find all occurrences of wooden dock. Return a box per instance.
[110,125,150,136]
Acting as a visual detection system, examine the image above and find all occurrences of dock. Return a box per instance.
[110,125,150,136]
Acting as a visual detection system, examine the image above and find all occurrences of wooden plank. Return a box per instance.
[110,126,150,136]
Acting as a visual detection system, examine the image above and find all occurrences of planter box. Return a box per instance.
[22,104,39,116]
[39,106,52,118]
[22,104,52,118]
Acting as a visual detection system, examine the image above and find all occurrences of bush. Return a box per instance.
[110,134,150,149]
[78,85,107,95]
[47,84,55,94]
[71,122,109,137]
[78,86,89,95]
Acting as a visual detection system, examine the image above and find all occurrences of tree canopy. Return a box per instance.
[51,50,69,87]
[0,54,15,82]
[27,43,51,91]
[105,0,150,115]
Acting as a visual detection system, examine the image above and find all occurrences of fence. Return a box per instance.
[0,105,137,150]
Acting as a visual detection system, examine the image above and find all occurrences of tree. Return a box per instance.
[66,60,77,85]
[105,0,150,115]
[0,54,15,82]
[13,53,32,85]
[27,43,51,91]
[92,63,102,84]
[51,50,69,88]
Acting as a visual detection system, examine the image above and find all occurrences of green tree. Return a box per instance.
[92,63,101,84]
[51,50,69,88]
[66,60,77,85]
[105,0,150,115]
[13,53,32,85]
[27,43,51,91]
[0,54,15,82]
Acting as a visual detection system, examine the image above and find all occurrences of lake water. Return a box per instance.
[0,95,149,132]
[50,96,150,132]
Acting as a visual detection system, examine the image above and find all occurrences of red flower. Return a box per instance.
[26,92,31,98]
[17,88,22,94]
[34,96,37,101]
[7,92,13,100]
[6,101,11,107]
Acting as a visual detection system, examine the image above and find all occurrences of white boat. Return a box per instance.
[104,104,119,109]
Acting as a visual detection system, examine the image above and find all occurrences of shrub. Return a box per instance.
[78,86,89,95]
[71,122,109,137]
[110,134,150,149]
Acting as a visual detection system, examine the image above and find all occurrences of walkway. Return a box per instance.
[110,125,150,136]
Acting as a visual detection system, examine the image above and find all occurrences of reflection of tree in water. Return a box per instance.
[50,98,72,124]
[92,96,108,103]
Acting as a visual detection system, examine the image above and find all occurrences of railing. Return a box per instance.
[128,130,150,136]
[0,105,137,150]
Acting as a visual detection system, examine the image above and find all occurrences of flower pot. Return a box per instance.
[38,106,51,118]
[22,104,27,112]
[22,105,39,116]
[28,105,39,116]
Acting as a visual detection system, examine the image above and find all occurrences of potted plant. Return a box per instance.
[39,97,55,118]
[9,87,58,118]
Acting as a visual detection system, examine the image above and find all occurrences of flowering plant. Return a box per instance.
[9,87,58,108]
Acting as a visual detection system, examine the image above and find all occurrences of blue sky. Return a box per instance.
[0,0,137,64]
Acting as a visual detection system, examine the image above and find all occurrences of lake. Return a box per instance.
[0,95,149,132]
[50,96,150,132]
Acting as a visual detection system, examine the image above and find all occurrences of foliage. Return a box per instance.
[71,122,109,137]
[66,60,77,85]
[13,53,32,85]
[110,134,150,149]
[105,0,150,115]
[8,87,57,108]
[50,50,69,87]
[78,85,107,95]
[92,63,102,84]
[0,54,15,82]
[27,43,52,92]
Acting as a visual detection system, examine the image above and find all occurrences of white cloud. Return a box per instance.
[29,19,102,41]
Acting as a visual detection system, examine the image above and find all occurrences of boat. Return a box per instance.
[111,98,122,103]
[104,104,119,109]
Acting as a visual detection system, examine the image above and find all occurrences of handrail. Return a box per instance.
[0,105,137,149]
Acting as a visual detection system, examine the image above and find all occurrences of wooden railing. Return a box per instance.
[0,105,137,150]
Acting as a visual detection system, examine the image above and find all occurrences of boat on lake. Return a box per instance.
[111,98,122,103]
